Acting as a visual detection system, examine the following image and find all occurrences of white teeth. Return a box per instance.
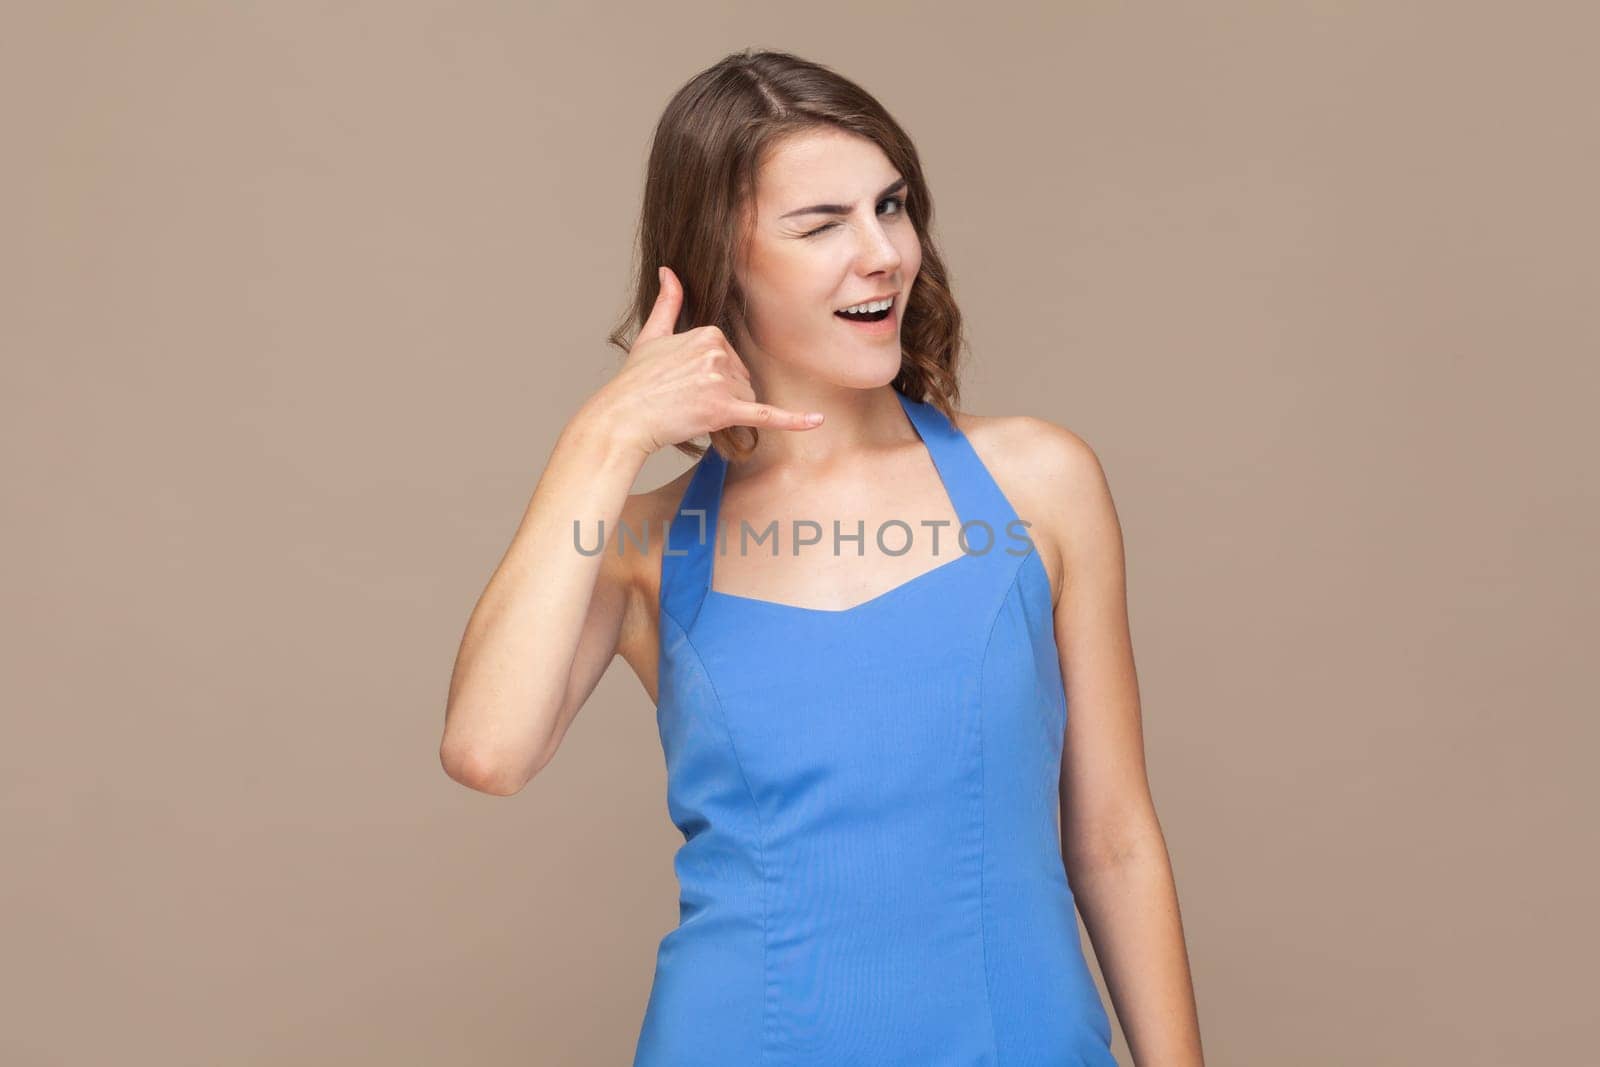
[838,296,893,314]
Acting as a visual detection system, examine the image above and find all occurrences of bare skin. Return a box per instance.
[439,126,1205,1065]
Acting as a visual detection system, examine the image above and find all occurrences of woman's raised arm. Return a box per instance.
[437,267,821,795]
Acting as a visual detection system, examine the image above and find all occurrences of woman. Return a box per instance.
[440,49,1205,1066]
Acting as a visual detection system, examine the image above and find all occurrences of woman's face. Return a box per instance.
[732,127,922,391]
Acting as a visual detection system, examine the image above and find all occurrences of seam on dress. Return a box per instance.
[1015,549,1068,752]
[664,604,771,1066]
[976,547,1034,1064]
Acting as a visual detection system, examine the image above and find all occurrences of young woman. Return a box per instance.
[440,49,1205,1067]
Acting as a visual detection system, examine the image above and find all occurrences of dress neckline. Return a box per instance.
[699,388,974,616]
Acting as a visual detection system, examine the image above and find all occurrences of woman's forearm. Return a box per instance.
[1067,830,1206,1066]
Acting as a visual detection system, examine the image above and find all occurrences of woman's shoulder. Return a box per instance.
[949,406,1100,473]
[622,461,701,595]
[603,460,701,690]
[948,406,1113,604]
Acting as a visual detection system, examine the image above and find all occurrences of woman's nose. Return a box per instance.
[855,218,902,273]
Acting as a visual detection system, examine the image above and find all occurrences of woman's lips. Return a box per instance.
[833,302,898,337]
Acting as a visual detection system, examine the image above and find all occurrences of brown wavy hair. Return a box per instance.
[605,48,968,462]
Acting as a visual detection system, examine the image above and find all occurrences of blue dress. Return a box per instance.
[634,387,1118,1066]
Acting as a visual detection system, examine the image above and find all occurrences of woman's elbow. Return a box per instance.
[439,734,536,797]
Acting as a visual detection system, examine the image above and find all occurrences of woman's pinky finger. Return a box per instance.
[731,398,824,430]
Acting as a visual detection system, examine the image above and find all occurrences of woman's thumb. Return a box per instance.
[637,265,683,343]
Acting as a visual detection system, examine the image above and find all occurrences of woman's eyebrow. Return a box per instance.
[780,177,907,219]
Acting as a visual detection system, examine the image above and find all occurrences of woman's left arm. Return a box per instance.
[1032,422,1206,1067]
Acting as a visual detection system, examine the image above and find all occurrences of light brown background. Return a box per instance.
[5,3,1594,1065]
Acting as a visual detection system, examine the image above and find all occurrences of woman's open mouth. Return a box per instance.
[833,294,898,336]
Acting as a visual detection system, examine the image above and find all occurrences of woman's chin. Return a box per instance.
[816,355,906,391]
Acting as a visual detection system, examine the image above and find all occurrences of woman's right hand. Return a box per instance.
[588,266,825,459]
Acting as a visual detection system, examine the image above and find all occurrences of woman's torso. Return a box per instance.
[630,387,1116,1065]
